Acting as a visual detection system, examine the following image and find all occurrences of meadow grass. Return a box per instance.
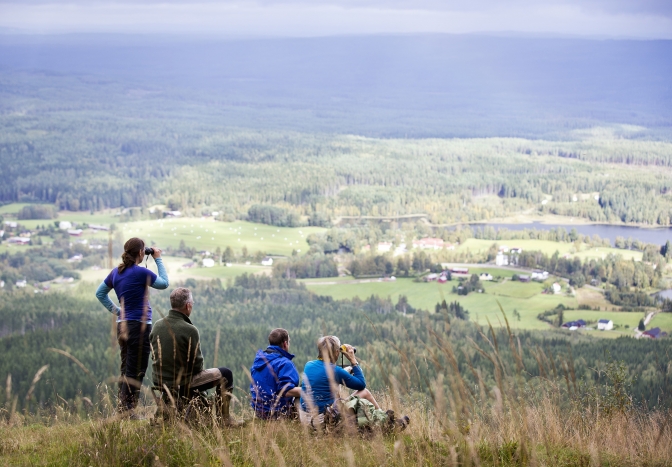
[117,218,326,256]
[456,238,643,261]
[77,256,272,285]
[2,317,671,467]
[0,203,55,215]
[304,277,579,330]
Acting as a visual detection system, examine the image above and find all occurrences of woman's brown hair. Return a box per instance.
[118,237,145,273]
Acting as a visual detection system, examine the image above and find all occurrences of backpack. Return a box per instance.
[326,396,409,434]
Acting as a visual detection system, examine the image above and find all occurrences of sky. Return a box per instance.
[0,0,671,39]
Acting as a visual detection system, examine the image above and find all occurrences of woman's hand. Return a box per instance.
[342,344,357,365]
[152,247,162,259]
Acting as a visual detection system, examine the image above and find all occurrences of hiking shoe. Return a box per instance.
[395,415,410,432]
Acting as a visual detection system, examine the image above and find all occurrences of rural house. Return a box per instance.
[597,319,614,331]
[642,328,667,339]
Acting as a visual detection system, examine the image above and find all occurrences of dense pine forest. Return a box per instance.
[2,278,671,413]
[2,124,672,226]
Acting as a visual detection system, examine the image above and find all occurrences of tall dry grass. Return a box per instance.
[2,313,672,466]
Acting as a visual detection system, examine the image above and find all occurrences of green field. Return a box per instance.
[78,255,272,285]
[116,218,325,256]
[457,238,643,261]
[0,203,47,215]
[304,276,578,329]
[303,272,672,334]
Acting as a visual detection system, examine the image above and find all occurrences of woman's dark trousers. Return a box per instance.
[117,320,152,412]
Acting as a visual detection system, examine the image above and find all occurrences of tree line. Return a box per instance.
[2,277,672,413]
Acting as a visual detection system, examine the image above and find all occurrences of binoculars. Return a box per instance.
[340,344,357,354]
[144,247,155,256]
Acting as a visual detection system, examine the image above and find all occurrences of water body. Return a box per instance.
[654,290,672,300]
[470,222,672,246]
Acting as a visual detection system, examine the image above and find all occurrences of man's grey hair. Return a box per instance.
[170,287,193,310]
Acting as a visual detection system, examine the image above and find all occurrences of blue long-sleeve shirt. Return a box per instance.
[96,257,168,323]
[300,359,366,413]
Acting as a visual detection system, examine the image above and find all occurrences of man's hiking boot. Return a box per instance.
[395,415,410,432]
[218,393,244,427]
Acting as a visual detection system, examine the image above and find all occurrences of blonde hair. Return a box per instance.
[317,335,341,363]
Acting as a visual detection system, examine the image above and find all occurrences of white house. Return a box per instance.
[510,247,523,254]
[4,221,18,228]
[495,252,509,266]
[7,237,30,245]
[552,282,562,294]
[163,210,182,217]
[413,237,445,250]
[59,221,72,230]
[377,242,393,253]
[531,270,549,281]
[202,258,215,268]
[479,273,493,281]
[15,279,27,288]
[261,256,273,266]
[597,319,614,331]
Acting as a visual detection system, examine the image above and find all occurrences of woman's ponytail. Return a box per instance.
[118,237,145,273]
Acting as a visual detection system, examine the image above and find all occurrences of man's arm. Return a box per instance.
[190,328,204,376]
[282,387,302,398]
[276,361,301,398]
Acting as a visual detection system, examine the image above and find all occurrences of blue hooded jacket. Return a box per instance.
[249,345,300,418]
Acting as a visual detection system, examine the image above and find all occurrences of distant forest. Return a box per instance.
[1,124,672,226]
[1,34,671,225]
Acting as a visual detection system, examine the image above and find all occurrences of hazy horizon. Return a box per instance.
[1,0,671,39]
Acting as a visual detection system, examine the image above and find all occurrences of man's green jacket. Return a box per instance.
[150,309,204,389]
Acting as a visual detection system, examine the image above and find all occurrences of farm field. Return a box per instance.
[457,238,643,261]
[78,256,272,285]
[0,204,121,228]
[303,272,672,334]
[117,218,325,256]
[304,276,578,329]
[0,203,327,256]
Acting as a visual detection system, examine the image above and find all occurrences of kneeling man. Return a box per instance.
[150,287,234,421]
[250,328,300,419]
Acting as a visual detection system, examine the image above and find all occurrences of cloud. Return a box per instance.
[0,0,670,38]
[2,0,672,17]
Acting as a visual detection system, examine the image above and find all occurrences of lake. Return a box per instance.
[470,222,672,246]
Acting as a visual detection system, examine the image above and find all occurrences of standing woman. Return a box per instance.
[96,237,169,413]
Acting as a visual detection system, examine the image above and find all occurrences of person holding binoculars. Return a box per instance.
[96,237,169,414]
[299,335,381,426]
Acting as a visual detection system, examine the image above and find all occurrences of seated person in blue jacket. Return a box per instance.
[250,328,301,419]
[299,335,380,425]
